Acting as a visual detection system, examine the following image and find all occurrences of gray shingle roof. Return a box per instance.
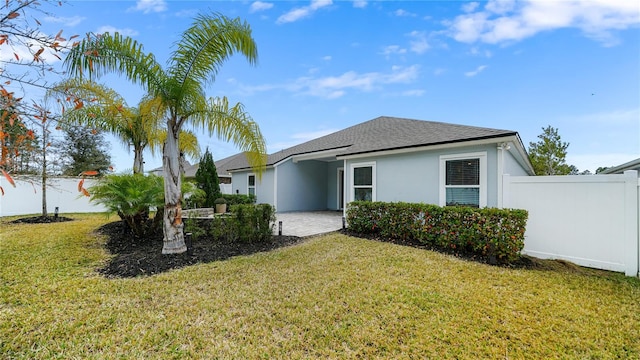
[227,116,518,171]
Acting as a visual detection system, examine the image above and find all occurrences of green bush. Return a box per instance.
[232,204,275,242]
[89,173,164,239]
[183,204,275,243]
[222,193,256,206]
[346,201,528,264]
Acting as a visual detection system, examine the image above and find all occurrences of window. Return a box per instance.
[440,153,486,208]
[248,174,256,196]
[350,162,376,202]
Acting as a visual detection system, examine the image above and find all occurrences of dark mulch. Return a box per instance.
[10,216,74,224]
[96,221,303,278]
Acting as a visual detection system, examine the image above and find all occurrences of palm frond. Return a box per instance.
[168,12,258,97]
[190,96,267,176]
[64,32,168,98]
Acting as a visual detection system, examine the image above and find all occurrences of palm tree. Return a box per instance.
[64,13,267,254]
[51,79,200,174]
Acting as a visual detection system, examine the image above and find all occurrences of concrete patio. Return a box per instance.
[274,211,344,237]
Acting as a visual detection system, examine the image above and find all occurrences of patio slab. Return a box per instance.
[274,211,344,237]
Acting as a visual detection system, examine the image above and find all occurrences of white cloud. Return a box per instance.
[485,0,515,14]
[469,46,492,58]
[277,0,332,24]
[380,45,407,57]
[433,68,446,76]
[96,26,139,37]
[462,2,480,13]
[128,0,167,14]
[464,65,488,77]
[408,30,430,54]
[353,1,367,9]
[322,55,332,61]
[238,65,421,99]
[0,39,61,64]
[563,108,640,125]
[44,16,85,27]
[401,89,425,97]
[394,9,417,17]
[446,0,640,46]
[175,9,198,18]
[250,1,274,13]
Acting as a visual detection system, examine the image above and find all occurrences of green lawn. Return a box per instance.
[1,214,639,359]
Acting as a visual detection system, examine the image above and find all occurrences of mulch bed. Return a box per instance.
[10,216,74,224]
[96,221,304,278]
[7,216,551,277]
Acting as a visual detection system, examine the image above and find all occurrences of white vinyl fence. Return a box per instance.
[1,176,233,218]
[0,176,107,217]
[503,171,639,276]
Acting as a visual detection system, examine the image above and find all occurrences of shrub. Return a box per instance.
[346,201,528,264]
[183,182,206,209]
[214,197,226,205]
[89,173,164,239]
[231,204,276,243]
[221,193,256,206]
[194,148,221,207]
[183,204,276,243]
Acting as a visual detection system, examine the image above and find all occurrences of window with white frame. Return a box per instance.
[247,174,256,196]
[351,162,376,202]
[440,152,486,208]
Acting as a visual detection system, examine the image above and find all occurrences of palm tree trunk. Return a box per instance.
[133,145,144,174]
[161,126,186,254]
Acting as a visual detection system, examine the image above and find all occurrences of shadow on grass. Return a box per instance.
[339,229,616,276]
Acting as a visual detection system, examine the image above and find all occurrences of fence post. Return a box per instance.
[501,174,511,209]
[621,171,639,277]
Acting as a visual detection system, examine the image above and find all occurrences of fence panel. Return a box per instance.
[503,171,638,276]
[0,177,107,217]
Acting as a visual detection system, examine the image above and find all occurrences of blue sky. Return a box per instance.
[32,0,640,172]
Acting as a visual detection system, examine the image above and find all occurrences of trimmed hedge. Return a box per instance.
[346,201,528,264]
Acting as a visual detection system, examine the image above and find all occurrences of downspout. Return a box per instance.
[496,142,510,208]
[342,158,347,220]
[273,164,278,212]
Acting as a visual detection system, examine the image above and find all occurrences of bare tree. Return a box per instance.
[1,0,75,192]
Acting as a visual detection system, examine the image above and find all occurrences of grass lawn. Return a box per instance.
[1,214,639,359]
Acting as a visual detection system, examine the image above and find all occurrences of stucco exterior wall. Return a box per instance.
[230,142,531,212]
[230,168,275,206]
[344,144,501,207]
[504,150,529,176]
[275,159,328,212]
[326,161,342,210]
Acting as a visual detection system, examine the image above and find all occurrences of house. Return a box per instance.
[149,157,237,184]
[599,158,640,176]
[148,155,238,194]
[225,116,535,212]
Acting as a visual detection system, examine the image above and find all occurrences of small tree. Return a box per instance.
[194,148,221,208]
[58,125,111,176]
[528,126,574,175]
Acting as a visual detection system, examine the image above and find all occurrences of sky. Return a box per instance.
[11,0,640,173]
